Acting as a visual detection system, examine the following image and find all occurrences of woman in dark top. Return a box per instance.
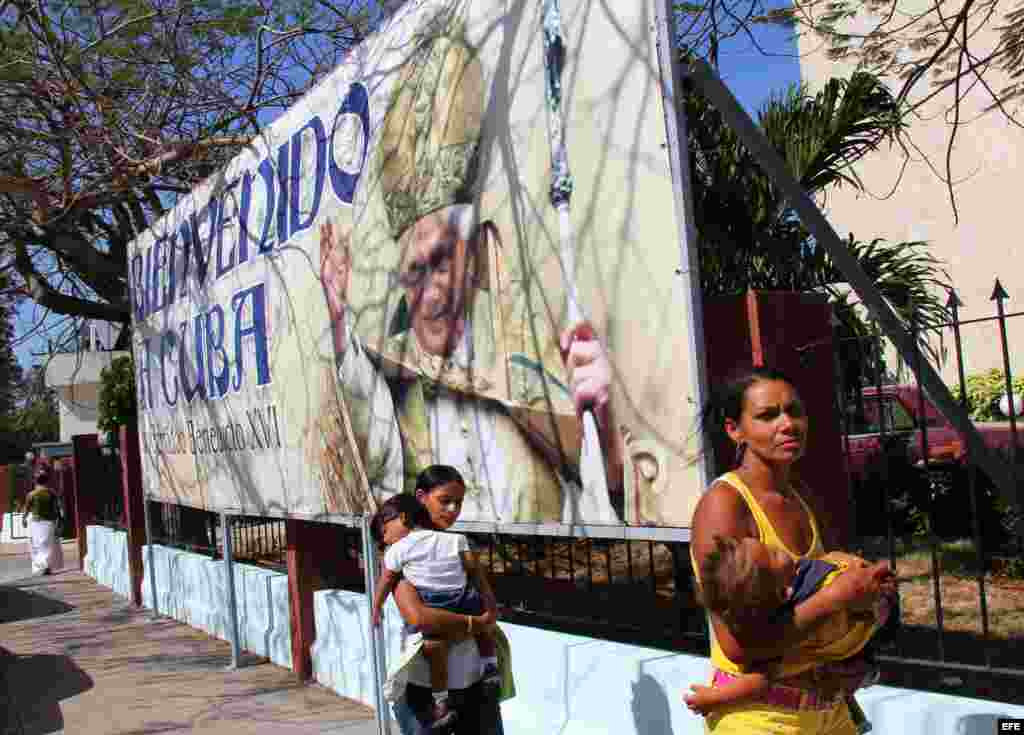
[24,468,64,575]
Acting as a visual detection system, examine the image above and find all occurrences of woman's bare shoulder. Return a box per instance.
[693,478,748,520]
[691,479,753,555]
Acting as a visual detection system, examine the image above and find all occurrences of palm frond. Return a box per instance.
[683,62,948,377]
[759,73,905,196]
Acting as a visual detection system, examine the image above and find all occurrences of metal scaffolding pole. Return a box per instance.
[221,513,242,670]
[141,494,160,619]
[361,515,391,735]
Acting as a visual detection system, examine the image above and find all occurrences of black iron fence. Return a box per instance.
[148,502,218,555]
[226,515,364,588]
[318,523,365,592]
[471,534,706,651]
[145,502,365,586]
[230,515,288,570]
[93,452,125,530]
[835,282,1024,702]
[139,504,705,646]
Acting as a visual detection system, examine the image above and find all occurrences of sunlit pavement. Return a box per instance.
[0,542,379,735]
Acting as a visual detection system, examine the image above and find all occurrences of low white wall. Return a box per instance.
[310,587,1024,735]
[83,525,291,668]
[0,513,28,544]
[140,544,292,669]
[84,525,130,599]
[312,589,382,706]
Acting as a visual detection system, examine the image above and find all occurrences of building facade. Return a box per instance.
[45,349,129,443]
[798,2,1024,385]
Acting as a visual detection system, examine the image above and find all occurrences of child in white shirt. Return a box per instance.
[371,493,499,731]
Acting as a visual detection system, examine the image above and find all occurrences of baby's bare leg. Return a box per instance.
[420,638,450,691]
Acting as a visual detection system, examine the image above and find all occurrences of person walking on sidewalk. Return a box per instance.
[689,368,895,735]
[23,468,64,576]
[387,466,512,735]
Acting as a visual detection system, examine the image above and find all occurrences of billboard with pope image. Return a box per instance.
[129,0,705,531]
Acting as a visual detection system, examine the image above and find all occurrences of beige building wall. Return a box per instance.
[56,383,100,443]
[45,351,130,442]
[797,2,1024,385]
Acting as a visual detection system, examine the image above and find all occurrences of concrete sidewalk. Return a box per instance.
[0,542,379,734]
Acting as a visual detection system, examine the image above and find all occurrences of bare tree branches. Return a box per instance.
[0,0,370,342]
[791,0,1024,136]
[671,0,1024,219]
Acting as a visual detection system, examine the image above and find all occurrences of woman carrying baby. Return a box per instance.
[689,368,896,734]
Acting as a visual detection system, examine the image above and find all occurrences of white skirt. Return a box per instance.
[30,519,63,574]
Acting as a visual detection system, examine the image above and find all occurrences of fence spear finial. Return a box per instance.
[945,288,963,311]
[990,278,1009,302]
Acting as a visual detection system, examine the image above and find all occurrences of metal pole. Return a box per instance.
[993,280,1019,464]
[361,515,390,735]
[221,512,242,670]
[871,325,897,575]
[829,317,854,540]
[653,0,712,490]
[948,289,992,666]
[911,304,946,662]
[141,494,160,619]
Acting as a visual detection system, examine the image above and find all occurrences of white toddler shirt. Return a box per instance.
[383,529,470,592]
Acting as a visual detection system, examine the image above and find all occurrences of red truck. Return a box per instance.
[842,385,1024,540]
[843,385,1021,482]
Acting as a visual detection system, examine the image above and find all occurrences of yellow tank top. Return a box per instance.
[693,471,826,676]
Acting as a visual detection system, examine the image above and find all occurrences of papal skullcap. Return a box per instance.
[378,34,484,241]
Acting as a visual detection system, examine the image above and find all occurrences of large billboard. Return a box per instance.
[129,0,703,530]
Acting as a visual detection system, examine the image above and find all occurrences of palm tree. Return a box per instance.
[685,69,951,385]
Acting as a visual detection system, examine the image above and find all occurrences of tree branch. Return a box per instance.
[896,0,976,106]
[13,240,129,322]
[120,135,252,178]
[81,11,160,54]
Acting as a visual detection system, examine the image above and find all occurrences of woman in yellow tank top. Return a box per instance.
[689,368,895,735]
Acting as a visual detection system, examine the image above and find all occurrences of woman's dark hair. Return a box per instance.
[414,464,465,495]
[369,493,434,546]
[34,469,50,485]
[699,367,795,468]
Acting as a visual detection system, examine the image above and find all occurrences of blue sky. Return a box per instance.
[13,4,801,372]
[718,18,802,115]
[14,303,61,371]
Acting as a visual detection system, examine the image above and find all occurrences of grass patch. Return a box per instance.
[855,537,1024,644]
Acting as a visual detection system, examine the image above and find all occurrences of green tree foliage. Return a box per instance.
[0,300,57,459]
[11,364,59,445]
[0,294,21,420]
[97,354,136,431]
[0,0,371,349]
[0,288,31,464]
[953,369,1024,421]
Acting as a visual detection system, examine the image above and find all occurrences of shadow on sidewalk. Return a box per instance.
[1,648,93,734]
[0,585,74,624]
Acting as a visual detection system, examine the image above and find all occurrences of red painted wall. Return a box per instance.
[702,291,852,546]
